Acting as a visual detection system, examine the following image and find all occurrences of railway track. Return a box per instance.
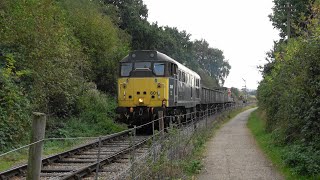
[0,130,150,180]
[1,105,237,180]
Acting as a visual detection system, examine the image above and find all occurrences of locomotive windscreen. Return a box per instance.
[153,63,165,76]
[121,63,132,77]
[120,61,166,77]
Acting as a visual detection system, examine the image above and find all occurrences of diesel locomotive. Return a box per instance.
[116,50,233,126]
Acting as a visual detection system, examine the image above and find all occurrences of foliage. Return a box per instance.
[269,0,313,38]
[0,54,30,151]
[248,109,319,179]
[193,39,231,85]
[283,144,320,176]
[47,89,126,138]
[0,0,86,115]
[0,0,128,149]
[60,0,130,93]
[258,1,320,176]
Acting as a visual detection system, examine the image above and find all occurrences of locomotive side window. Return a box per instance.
[168,63,175,77]
[195,79,200,87]
[168,63,172,76]
[135,62,151,69]
[121,63,133,76]
[182,72,185,82]
[186,73,188,83]
[153,63,165,76]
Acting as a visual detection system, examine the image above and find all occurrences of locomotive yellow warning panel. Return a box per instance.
[118,77,169,107]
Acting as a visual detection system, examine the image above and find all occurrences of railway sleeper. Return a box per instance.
[114,158,130,163]
[58,159,96,163]
[40,172,70,177]
[41,169,72,173]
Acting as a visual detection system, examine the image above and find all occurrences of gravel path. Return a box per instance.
[197,108,283,180]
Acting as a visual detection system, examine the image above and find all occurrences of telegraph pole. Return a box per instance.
[242,78,247,103]
[287,2,291,39]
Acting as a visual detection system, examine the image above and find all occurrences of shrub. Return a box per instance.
[76,89,126,134]
[283,144,320,176]
[0,54,31,152]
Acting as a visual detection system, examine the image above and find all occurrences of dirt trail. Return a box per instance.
[197,108,283,180]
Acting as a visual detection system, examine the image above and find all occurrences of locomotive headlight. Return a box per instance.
[138,98,144,103]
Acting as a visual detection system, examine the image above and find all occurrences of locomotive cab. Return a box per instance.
[117,51,178,125]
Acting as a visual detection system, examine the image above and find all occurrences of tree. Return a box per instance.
[60,0,130,93]
[193,40,231,85]
[269,0,313,39]
[0,0,86,114]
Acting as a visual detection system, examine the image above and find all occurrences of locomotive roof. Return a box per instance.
[120,50,200,79]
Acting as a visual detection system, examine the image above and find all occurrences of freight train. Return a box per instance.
[116,50,234,126]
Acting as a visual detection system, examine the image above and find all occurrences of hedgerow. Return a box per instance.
[258,1,320,176]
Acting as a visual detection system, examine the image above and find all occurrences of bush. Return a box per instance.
[46,89,126,138]
[0,54,31,152]
[283,144,320,176]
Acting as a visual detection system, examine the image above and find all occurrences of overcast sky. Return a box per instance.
[143,0,279,90]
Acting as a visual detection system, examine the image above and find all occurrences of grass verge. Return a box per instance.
[247,109,317,180]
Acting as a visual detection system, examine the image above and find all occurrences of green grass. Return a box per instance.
[247,109,315,180]
[0,151,27,171]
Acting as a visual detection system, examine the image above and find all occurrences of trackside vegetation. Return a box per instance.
[0,0,233,154]
[248,109,319,179]
[257,0,320,177]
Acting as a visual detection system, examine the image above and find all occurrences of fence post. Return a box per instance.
[27,112,46,180]
[206,109,208,128]
[152,119,155,139]
[130,126,136,179]
[158,111,164,136]
[152,119,156,162]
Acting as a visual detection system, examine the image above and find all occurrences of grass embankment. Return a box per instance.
[247,109,318,180]
[179,104,257,177]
